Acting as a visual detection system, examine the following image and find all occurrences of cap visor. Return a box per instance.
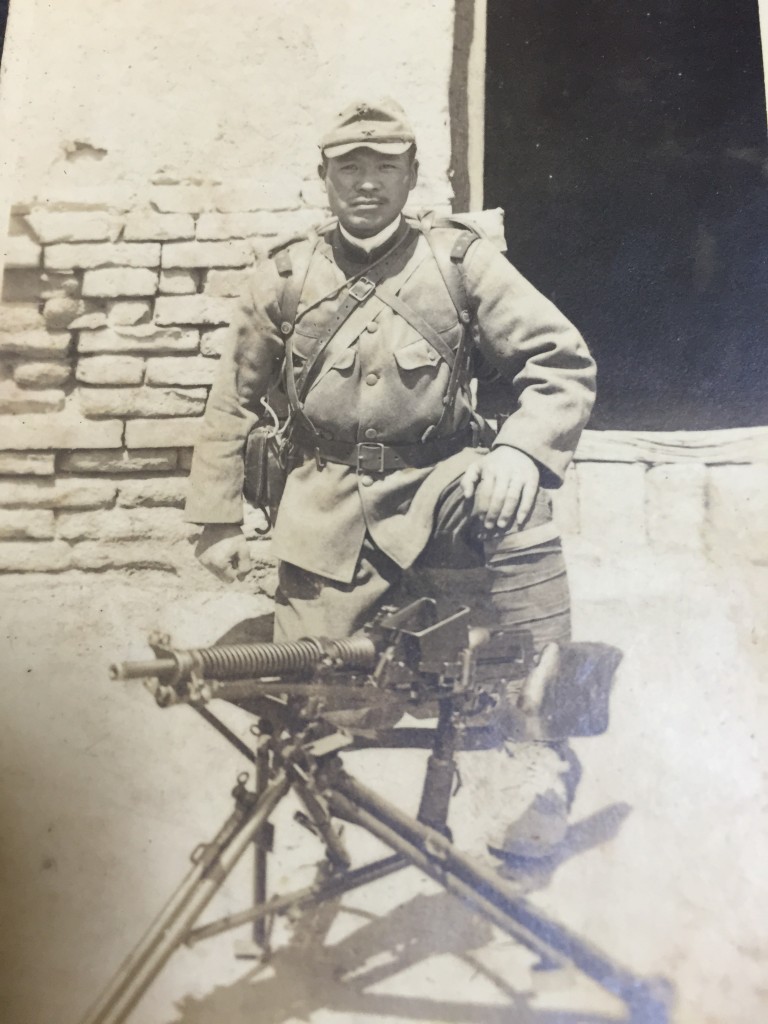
[323,140,413,159]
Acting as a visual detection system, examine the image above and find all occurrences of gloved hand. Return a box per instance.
[194,524,252,583]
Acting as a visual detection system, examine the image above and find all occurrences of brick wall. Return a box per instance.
[0,188,331,573]
[2,194,767,575]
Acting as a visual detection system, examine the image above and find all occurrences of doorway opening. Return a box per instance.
[484,0,768,429]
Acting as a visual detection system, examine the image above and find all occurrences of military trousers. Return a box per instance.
[273,478,571,650]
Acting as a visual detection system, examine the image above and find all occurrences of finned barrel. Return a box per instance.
[110,635,378,685]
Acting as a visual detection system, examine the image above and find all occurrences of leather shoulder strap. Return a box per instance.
[417,216,481,440]
[417,215,479,325]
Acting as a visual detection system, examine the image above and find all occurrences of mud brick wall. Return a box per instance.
[0,189,329,575]
[2,194,768,576]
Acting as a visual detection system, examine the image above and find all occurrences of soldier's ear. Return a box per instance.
[408,158,419,190]
[318,161,327,182]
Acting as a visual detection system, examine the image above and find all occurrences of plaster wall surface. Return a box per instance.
[0,0,455,204]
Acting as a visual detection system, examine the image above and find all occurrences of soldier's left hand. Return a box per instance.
[460,446,540,532]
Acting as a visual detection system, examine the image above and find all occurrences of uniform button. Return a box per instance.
[364,427,378,439]
[366,322,379,334]
[365,372,379,386]
[359,474,374,487]
[427,351,438,363]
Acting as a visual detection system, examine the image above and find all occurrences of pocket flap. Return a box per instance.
[329,346,357,372]
[393,338,441,371]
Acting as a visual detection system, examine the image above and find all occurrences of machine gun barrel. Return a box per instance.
[110,635,378,685]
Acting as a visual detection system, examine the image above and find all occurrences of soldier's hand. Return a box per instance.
[194,524,253,583]
[460,446,540,532]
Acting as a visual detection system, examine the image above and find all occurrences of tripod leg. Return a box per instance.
[79,771,290,1024]
[416,698,456,835]
[239,731,273,955]
[327,770,672,1024]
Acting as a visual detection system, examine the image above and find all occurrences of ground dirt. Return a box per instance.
[1,541,767,1024]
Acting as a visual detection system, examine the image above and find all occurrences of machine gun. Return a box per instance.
[80,599,671,1024]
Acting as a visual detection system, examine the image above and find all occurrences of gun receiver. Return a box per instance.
[109,598,513,714]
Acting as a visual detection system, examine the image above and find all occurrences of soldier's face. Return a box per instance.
[319,148,418,238]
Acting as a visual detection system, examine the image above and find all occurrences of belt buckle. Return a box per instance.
[356,442,385,473]
[348,277,375,303]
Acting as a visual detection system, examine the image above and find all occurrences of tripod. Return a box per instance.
[79,601,672,1024]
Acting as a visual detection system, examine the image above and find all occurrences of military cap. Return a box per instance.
[320,99,416,159]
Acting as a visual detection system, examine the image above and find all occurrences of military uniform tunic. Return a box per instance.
[185,217,596,593]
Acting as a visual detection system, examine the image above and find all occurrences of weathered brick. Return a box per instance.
[107,301,152,326]
[76,356,145,386]
[149,186,210,214]
[159,270,198,295]
[25,211,121,244]
[0,306,45,332]
[144,356,217,386]
[204,269,250,297]
[117,477,187,508]
[0,541,72,573]
[0,453,55,475]
[645,464,706,552]
[0,412,123,450]
[13,361,72,388]
[78,325,199,355]
[45,243,160,271]
[226,208,320,238]
[5,235,42,268]
[576,462,647,548]
[42,294,84,330]
[123,212,196,242]
[0,382,66,414]
[28,186,137,212]
[0,477,117,509]
[69,540,180,571]
[552,465,579,536]
[212,183,300,212]
[69,312,109,331]
[0,509,55,539]
[196,213,280,240]
[56,506,190,542]
[0,330,71,358]
[124,417,203,449]
[200,327,228,357]
[58,449,177,474]
[78,386,207,418]
[707,465,768,564]
[154,295,235,326]
[1,268,45,304]
[82,268,159,298]
[161,241,253,270]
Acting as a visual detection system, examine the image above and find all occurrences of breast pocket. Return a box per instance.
[392,338,442,373]
[328,346,357,375]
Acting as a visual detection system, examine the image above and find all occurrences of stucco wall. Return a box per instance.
[0,0,455,208]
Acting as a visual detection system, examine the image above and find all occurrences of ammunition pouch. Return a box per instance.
[243,426,288,530]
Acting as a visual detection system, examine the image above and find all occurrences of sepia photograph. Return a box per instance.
[1,2,767,1023]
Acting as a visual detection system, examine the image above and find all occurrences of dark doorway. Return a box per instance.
[484,1,768,429]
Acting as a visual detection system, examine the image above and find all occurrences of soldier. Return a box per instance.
[185,99,596,858]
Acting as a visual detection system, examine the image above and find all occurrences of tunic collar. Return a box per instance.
[339,216,402,253]
[332,216,412,267]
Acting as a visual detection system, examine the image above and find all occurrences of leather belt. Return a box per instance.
[292,426,474,473]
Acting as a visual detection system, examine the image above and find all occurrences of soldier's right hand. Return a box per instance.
[194,524,252,583]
